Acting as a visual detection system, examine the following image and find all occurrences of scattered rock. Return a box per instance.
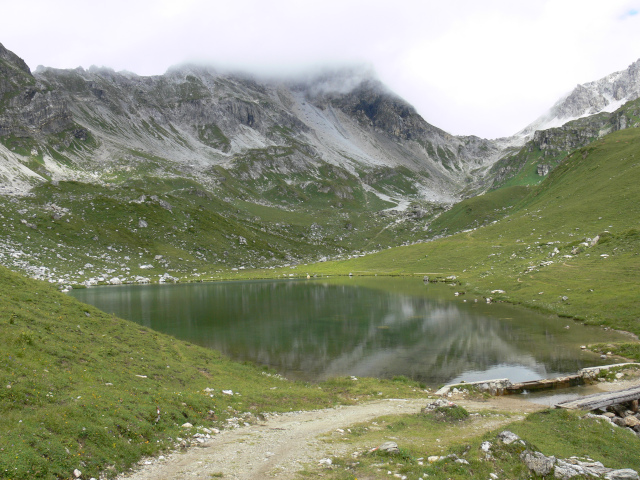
[422,398,455,412]
[377,441,399,453]
[181,423,193,428]
[73,469,82,478]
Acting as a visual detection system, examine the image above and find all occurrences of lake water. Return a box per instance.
[70,277,628,385]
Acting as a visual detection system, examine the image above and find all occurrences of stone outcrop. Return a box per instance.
[478,431,640,480]
[0,43,73,138]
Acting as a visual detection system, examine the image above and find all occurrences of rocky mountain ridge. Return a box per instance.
[518,58,640,140]
[3,41,640,203]
[2,41,640,284]
[1,42,503,205]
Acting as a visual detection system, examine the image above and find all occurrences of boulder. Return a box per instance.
[423,398,454,412]
[624,416,640,428]
[377,441,399,453]
[497,430,521,445]
[520,450,556,476]
[605,470,640,480]
[554,461,584,479]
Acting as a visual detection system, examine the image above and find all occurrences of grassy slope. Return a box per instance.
[427,185,530,236]
[282,126,640,337]
[0,168,438,285]
[0,265,429,480]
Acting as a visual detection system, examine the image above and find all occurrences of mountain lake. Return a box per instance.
[70,276,629,386]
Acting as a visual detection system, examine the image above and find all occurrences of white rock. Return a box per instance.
[498,430,521,445]
[378,441,399,453]
[605,470,640,480]
[181,422,193,428]
[73,469,81,478]
[480,441,492,452]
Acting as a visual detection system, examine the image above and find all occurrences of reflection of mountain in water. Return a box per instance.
[72,279,623,384]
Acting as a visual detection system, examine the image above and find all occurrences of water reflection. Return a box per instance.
[71,277,626,384]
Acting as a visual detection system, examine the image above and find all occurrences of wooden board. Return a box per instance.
[556,385,640,410]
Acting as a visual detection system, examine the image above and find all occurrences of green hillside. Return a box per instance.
[287,126,640,337]
[0,265,434,479]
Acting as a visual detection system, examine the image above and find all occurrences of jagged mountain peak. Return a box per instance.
[517,57,640,140]
[0,42,31,75]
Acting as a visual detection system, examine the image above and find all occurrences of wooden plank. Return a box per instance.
[556,385,640,410]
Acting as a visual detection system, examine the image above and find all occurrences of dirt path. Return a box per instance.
[117,395,547,480]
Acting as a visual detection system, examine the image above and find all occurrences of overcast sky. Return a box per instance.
[3,0,640,138]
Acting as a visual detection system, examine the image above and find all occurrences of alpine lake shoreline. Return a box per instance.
[3,262,638,479]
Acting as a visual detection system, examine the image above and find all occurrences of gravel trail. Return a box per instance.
[118,395,547,480]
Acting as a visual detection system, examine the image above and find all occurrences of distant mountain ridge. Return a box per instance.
[2,41,640,284]
[2,41,640,202]
[517,59,640,140]
[0,43,503,204]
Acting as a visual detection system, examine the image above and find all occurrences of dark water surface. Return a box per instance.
[70,277,627,385]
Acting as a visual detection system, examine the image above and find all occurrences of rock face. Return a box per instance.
[0,42,507,201]
[1,40,639,205]
[0,43,73,138]
[489,95,640,187]
[537,164,550,176]
[519,59,640,139]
